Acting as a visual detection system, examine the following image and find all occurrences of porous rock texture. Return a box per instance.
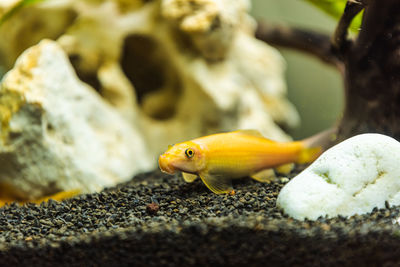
[0,0,299,163]
[0,40,151,200]
[277,134,400,220]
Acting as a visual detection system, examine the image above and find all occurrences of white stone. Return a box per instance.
[277,133,400,220]
[0,40,151,200]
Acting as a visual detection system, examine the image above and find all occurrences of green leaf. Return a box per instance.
[0,0,46,27]
[304,0,362,32]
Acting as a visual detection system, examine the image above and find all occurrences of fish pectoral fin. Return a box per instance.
[251,169,276,183]
[275,163,294,175]
[199,172,233,194]
[182,172,198,183]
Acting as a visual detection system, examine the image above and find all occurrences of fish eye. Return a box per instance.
[185,148,194,158]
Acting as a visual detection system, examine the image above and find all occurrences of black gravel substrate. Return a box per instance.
[2,169,400,266]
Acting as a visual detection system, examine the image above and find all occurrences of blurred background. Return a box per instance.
[0,0,344,140]
[0,0,347,199]
[251,0,343,139]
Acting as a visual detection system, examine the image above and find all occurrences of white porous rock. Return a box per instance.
[277,134,400,220]
[0,0,299,166]
[0,40,151,200]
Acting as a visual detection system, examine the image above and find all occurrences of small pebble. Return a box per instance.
[280,177,289,183]
[146,203,160,215]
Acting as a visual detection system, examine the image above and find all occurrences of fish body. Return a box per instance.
[185,132,301,177]
[158,130,333,194]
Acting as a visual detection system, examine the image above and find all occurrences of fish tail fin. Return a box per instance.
[297,128,337,164]
[297,146,322,164]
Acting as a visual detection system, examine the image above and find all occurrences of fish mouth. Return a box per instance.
[158,154,176,174]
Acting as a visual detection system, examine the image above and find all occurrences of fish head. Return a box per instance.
[158,141,205,174]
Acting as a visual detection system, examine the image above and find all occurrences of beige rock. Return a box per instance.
[0,0,299,197]
[0,40,151,200]
[161,0,250,60]
[0,0,76,69]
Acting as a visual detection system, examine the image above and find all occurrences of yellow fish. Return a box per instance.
[158,129,335,194]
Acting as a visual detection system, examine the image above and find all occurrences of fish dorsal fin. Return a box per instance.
[182,172,198,183]
[232,129,265,138]
[198,172,233,194]
[251,169,276,183]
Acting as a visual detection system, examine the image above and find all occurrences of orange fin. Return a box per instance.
[0,189,81,207]
[251,169,276,182]
[298,128,337,164]
[182,172,198,183]
[0,198,15,207]
[302,128,337,150]
[232,129,265,138]
[297,146,322,164]
[275,163,294,174]
[199,172,233,194]
[33,189,82,203]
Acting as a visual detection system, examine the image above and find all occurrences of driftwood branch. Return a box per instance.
[353,0,391,60]
[255,22,344,72]
[332,0,365,53]
[337,0,400,141]
[255,0,400,142]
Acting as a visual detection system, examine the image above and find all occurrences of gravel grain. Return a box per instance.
[1,169,400,266]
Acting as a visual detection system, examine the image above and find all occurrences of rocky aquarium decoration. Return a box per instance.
[0,0,298,199]
[0,40,151,200]
[2,0,400,266]
[277,134,400,220]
